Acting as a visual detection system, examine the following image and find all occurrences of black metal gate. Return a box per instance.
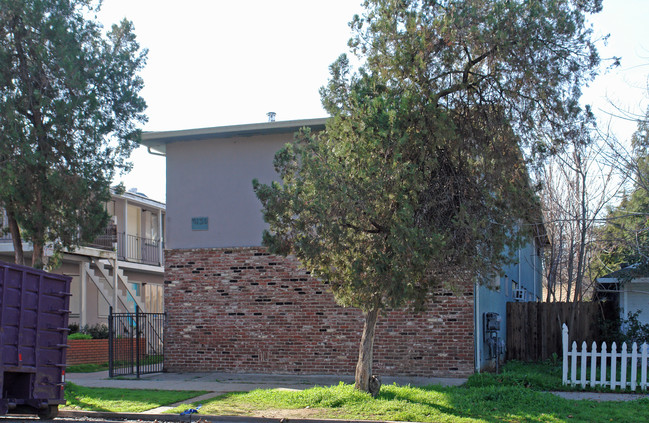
[108,306,165,377]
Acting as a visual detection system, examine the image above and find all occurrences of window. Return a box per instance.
[512,279,519,294]
[151,212,159,241]
[487,274,501,291]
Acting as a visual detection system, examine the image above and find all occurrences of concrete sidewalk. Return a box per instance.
[68,371,649,402]
[549,391,649,402]
[68,370,466,393]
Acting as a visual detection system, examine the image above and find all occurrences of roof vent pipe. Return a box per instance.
[267,112,276,122]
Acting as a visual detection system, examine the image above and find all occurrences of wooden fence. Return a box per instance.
[506,301,610,362]
[562,324,649,391]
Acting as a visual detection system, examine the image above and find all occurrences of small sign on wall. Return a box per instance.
[191,216,208,231]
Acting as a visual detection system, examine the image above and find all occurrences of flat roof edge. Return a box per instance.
[140,118,328,153]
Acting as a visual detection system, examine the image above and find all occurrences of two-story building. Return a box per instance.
[0,189,166,327]
[141,118,544,377]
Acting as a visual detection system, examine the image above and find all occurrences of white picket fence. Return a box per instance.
[562,324,649,391]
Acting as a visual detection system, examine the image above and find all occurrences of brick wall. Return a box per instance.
[66,338,148,366]
[67,339,108,365]
[164,247,475,377]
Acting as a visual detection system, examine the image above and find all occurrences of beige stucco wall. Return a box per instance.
[166,132,291,249]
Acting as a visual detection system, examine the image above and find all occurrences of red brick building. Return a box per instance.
[142,118,543,377]
[164,247,475,376]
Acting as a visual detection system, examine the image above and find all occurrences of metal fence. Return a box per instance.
[1,227,163,267]
[116,233,163,266]
[89,230,163,266]
[85,226,117,250]
[108,306,165,378]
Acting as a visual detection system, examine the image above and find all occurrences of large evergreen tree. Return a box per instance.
[0,0,147,267]
[254,0,601,392]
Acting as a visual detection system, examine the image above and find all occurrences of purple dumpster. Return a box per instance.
[0,260,71,419]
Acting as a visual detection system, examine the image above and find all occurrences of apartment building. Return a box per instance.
[0,189,165,327]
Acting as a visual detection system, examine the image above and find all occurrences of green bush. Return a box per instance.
[68,332,92,340]
[68,323,110,339]
[601,310,649,345]
[84,323,109,339]
[621,311,649,344]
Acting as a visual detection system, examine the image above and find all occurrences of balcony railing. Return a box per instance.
[86,226,117,250]
[116,232,163,267]
[86,225,163,266]
[0,228,163,267]
[89,230,163,267]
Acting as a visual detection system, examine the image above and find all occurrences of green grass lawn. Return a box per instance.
[465,360,564,391]
[66,363,109,373]
[63,383,207,413]
[64,361,649,422]
[167,361,648,423]
[66,356,162,373]
[165,382,649,423]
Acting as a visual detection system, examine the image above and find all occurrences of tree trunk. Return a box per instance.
[31,242,44,269]
[355,307,379,392]
[7,210,25,266]
[31,187,45,269]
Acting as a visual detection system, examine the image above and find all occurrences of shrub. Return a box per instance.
[621,311,649,344]
[601,310,649,345]
[68,323,110,339]
[84,323,109,339]
[68,332,92,340]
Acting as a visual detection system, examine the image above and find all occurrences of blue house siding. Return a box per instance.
[475,241,543,371]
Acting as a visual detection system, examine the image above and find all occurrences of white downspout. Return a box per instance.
[533,247,537,300]
[116,198,127,312]
[80,262,88,327]
[518,248,522,296]
[158,209,164,266]
[123,198,128,261]
[113,257,119,312]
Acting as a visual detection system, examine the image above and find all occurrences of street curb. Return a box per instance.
[59,410,395,423]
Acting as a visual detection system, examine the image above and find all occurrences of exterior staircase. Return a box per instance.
[86,258,145,313]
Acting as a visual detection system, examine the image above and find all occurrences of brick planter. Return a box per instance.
[66,338,148,366]
[67,339,109,365]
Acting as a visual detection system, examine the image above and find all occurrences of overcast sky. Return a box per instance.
[97,0,649,203]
